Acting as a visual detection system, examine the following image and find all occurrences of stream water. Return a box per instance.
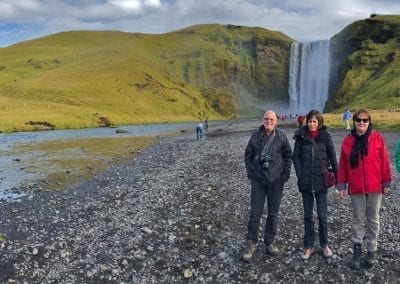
[0,122,196,201]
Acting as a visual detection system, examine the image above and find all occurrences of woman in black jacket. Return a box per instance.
[292,110,338,260]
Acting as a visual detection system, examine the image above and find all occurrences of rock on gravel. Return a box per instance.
[0,120,399,283]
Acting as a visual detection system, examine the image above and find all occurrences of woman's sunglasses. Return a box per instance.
[354,118,370,123]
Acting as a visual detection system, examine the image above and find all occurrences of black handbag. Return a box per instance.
[311,139,336,188]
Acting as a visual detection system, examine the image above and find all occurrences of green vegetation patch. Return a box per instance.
[323,110,400,130]
[201,88,235,118]
[14,136,156,192]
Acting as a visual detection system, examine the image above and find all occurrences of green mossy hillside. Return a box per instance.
[326,15,400,112]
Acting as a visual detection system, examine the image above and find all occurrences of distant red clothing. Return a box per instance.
[297,115,305,126]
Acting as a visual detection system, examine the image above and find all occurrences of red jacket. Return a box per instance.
[337,131,392,194]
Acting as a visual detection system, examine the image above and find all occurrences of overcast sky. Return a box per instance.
[1,0,399,47]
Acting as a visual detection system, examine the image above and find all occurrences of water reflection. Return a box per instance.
[0,122,195,149]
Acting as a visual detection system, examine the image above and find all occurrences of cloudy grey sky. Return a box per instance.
[0,0,399,47]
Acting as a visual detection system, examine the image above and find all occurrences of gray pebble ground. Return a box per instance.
[0,120,399,283]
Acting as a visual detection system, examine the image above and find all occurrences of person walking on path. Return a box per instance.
[337,109,392,270]
[395,140,400,173]
[242,110,292,262]
[204,117,209,132]
[297,114,305,128]
[292,110,338,260]
[343,108,352,131]
[196,122,204,140]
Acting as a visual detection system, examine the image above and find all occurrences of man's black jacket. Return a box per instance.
[244,126,292,184]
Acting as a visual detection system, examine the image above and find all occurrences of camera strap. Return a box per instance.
[260,130,276,158]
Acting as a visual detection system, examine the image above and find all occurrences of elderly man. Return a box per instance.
[243,110,292,262]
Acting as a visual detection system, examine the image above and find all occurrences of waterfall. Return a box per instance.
[288,40,331,114]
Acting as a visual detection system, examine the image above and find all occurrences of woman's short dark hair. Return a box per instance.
[306,109,324,128]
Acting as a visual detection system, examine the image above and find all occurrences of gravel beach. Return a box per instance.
[0,120,399,283]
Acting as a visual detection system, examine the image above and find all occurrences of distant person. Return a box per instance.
[396,140,400,173]
[242,110,292,262]
[297,114,305,128]
[196,122,204,140]
[204,117,209,132]
[292,110,338,260]
[337,109,392,270]
[343,108,352,131]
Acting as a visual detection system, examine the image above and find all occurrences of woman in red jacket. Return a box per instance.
[337,109,391,270]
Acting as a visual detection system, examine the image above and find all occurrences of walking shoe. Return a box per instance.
[364,251,377,268]
[265,244,279,255]
[349,243,362,270]
[301,248,314,260]
[322,246,333,258]
[242,240,256,262]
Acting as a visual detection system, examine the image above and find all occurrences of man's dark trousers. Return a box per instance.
[247,178,284,245]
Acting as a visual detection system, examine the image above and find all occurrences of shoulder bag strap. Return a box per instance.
[310,138,327,171]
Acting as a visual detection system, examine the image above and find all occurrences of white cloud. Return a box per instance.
[1,0,400,46]
[12,0,41,10]
[0,3,14,17]
[108,0,142,11]
[144,0,161,7]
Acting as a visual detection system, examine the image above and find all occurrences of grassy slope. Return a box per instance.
[0,31,220,131]
[327,15,400,112]
[0,25,292,132]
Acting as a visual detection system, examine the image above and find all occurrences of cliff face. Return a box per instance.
[155,24,292,117]
[254,40,291,99]
[326,15,400,112]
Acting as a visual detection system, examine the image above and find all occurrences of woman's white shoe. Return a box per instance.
[301,248,314,260]
[322,246,333,258]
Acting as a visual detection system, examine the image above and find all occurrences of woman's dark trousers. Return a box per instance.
[302,191,328,248]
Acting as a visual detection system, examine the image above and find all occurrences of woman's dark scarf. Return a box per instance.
[350,125,372,168]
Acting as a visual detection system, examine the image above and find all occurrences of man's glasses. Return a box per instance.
[354,118,369,123]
